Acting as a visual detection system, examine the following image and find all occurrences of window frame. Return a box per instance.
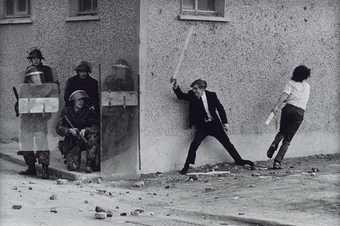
[4,0,31,18]
[181,0,218,16]
[77,0,97,16]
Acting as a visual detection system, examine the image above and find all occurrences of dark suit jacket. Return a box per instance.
[173,87,228,128]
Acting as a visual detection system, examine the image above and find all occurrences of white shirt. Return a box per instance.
[201,91,213,120]
[283,80,310,110]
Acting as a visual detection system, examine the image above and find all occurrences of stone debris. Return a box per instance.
[49,194,57,200]
[50,207,58,213]
[238,212,245,215]
[56,179,68,185]
[149,212,154,216]
[29,181,35,184]
[186,175,198,182]
[248,184,256,188]
[95,206,106,213]
[12,205,22,210]
[133,181,145,188]
[251,173,261,177]
[96,189,107,194]
[187,171,231,176]
[84,200,88,204]
[115,206,120,209]
[95,212,106,219]
[204,187,215,192]
[130,208,144,216]
[12,186,18,190]
[28,187,32,190]
[233,196,240,200]
[106,210,113,217]
[75,181,81,186]
[120,212,127,216]
[164,185,170,189]
[311,168,319,173]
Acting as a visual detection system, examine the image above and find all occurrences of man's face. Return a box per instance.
[30,57,41,66]
[74,98,85,109]
[192,85,204,98]
[78,71,88,79]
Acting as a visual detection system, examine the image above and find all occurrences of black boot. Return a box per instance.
[41,164,49,179]
[19,165,37,176]
[179,163,189,175]
[235,159,255,169]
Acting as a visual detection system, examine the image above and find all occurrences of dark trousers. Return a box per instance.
[271,104,304,163]
[18,151,50,166]
[185,120,242,165]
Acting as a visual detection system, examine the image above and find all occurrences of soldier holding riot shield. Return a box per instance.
[15,48,58,179]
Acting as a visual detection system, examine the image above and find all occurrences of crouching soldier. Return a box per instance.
[56,90,100,173]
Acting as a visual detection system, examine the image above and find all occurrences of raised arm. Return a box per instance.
[171,78,191,101]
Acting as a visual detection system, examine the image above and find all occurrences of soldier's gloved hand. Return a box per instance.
[69,128,79,136]
[80,129,86,137]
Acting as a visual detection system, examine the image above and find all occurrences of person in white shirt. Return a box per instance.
[266,65,311,169]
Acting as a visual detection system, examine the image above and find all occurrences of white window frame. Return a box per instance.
[179,0,228,22]
[77,0,97,16]
[4,0,30,18]
[181,0,217,16]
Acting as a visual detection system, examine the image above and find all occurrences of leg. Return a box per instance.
[267,132,284,158]
[274,107,304,165]
[180,129,207,174]
[36,151,50,179]
[19,151,37,175]
[213,126,254,167]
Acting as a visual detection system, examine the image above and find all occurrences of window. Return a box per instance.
[182,0,216,15]
[4,0,30,18]
[77,0,97,15]
[179,0,227,22]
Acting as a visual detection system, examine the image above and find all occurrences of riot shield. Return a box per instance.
[19,83,59,151]
[101,74,139,177]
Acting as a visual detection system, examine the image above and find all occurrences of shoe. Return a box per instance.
[19,166,36,176]
[235,159,254,168]
[273,161,282,170]
[179,164,189,175]
[41,164,49,179]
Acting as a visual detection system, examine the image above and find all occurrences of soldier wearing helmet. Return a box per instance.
[64,61,99,111]
[17,48,57,179]
[56,90,99,172]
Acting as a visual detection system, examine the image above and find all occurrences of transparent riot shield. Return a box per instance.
[101,72,139,177]
[19,83,59,151]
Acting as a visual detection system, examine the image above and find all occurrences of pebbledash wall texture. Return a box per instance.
[0,0,339,174]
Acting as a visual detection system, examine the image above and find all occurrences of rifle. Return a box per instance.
[64,114,88,145]
[12,87,19,117]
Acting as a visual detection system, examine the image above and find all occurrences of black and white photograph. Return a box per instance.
[0,0,339,225]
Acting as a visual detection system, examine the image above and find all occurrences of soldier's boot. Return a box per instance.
[19,151,37,176]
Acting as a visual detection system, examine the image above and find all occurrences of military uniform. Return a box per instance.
[17,50,56,178]
[56,90,99,172]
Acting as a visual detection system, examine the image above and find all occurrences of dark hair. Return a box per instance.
[190,79,207,89]
[291,65,311,82]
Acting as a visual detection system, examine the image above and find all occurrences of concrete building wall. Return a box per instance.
[139,0,340,173]
[0,0,140,143]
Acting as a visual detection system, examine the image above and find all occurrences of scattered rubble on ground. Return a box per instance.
[50,207,57,214]
[49,194,57,200]
[133,181,145,188]
[56,179,68,185]
[12,205,22,210]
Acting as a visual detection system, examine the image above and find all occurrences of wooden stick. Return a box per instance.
[171,26,194,81]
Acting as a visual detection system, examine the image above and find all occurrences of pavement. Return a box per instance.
[0,141,339,226]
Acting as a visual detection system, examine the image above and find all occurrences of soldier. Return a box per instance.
[64,61,99,110]
[102,59,135,159]
[17,48,56,179]
[56,90,99,173]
